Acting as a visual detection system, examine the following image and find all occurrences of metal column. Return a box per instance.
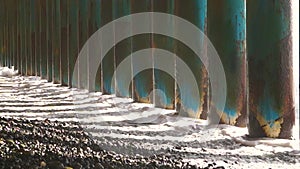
[174,0,208,119]
[113,0,132,97]
[208,0,247,126]
[131,0,153,103]
[247,0,294,138]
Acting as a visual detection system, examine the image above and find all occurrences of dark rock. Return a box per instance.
[47,161,64,169]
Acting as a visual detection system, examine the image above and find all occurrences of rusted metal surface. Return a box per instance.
[2,0,7,67]
[1,0,6,67]
[88,0,101,92]
[53,0,61,84]
[30,0,36,76]
[60,0,68,86]
[152,0,175,109]
[25,0,32,76]
[207,0,247,126]
[78,0,88,89]
[20,0,26,75]
[12,0,17,69]
[101,0,114,94]
[131,0,153,103]
[17,0,21,72]
[5,1,12,67]
[174,0,208,119]
[0,0,3,67]
[69,0,79,87]
[35,0,41,76]
[247,0,294,138]
[40,0,48,79]
[5,0,10,68]
[4,0,8,68]
[13,0,18,69]
[113,0,132,98]
[46,0,53,82]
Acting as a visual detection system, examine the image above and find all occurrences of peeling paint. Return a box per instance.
[208,0,247,127]
[247,0,294,138]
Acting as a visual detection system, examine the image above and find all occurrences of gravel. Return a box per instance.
[0,75,299,169]
[0,117,224,169]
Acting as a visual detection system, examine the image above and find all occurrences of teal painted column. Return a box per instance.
[60,0,69,86]
[35,0,41,76]
[16,0,21,72]
[247,0,294,138]
[40,0,48,79]
[174,0,208,119]
[20,0,26,75]
[207,0,247,126]
[88,0,101,91]
[12,0,16,69]
[7,0,12,68]
[69,0,79,87]
[26,0,32,75]
[113,0,132,98]
[46,0,53,81]
[3,0,8,67]
[6,0,10,68]
[78,0,88,89]
[53,0,61,84]
[101,0,114,94]
[12,0,17,69]
[30,0,36,76]
[21,1,29,75]
[0,0,3,67]
[11,0,16,69]
[131,0,153,103]
[152,0,175,109]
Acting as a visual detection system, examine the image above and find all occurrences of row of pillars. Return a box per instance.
[0,0,295,138]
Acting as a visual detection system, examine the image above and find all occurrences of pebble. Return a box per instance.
[40,161,46,167]
[0,117,200,169]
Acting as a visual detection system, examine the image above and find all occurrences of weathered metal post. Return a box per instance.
[207,0,247,126]
[17,0,21,72]
[174,0,208,119]
[247,0,294,138]
[131,0,153,103]
[40,0,48,79]
[113,0,132,97]
[0,0,3,67]
[60,0,69,86]
[7,0,12,68]
[69,0,79,87]
[152,0,175,109]
[19,1,27,75]
[30,0,36,76]
[78,0,88,89]
[46,0,53,81]
[101,0,114,94]
[53,0,61,84]
[88,0,101,92]
[12,0,17,69]
[26,1,32,76]
[3,0,8,68]
[3,0,8,67]
[35,0,41,76]
[11,0,16,69]
[6,0,11,69]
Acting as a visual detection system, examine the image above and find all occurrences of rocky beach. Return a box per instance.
[0,74,299,169]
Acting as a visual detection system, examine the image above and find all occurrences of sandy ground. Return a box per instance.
[0,72,299,169]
